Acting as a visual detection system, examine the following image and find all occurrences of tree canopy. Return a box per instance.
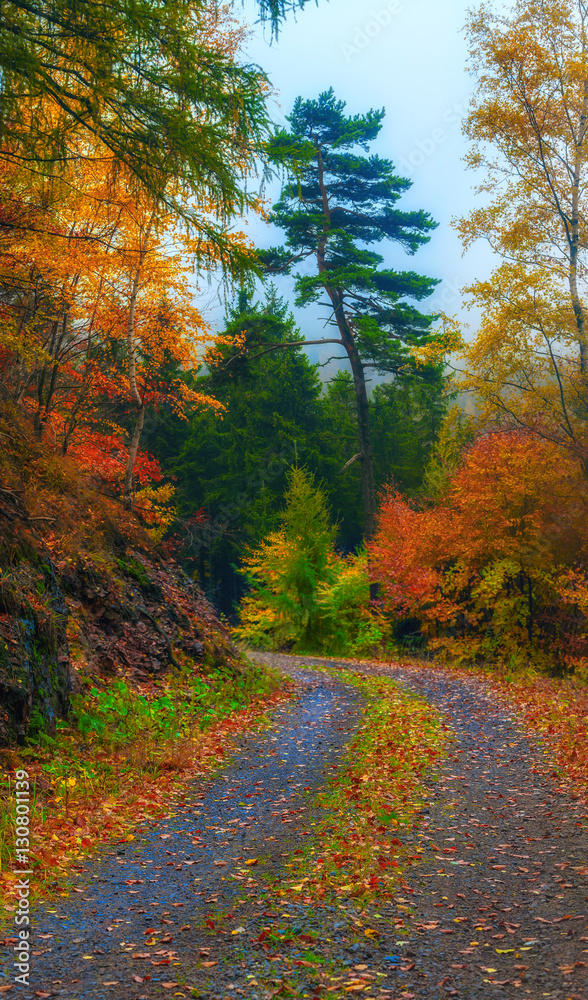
[0,1,277,251]
[458,0,588,474]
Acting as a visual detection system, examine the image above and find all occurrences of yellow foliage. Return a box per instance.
[133,484,177,540]
[458,0,588,468]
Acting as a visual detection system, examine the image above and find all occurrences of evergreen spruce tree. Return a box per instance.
[371,370,448,495]
[261,89,442,537]
[143,286,325,611]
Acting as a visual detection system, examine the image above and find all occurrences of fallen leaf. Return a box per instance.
[201,961,218,968]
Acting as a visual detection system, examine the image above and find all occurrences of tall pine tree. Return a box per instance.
[261,89,441,537]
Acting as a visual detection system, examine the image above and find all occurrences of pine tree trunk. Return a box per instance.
[313,144,377,539]
[346,344,377,539]
[326,285,377,540]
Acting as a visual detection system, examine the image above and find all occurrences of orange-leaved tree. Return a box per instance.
[370,430,588,667]
[0,3,265,526]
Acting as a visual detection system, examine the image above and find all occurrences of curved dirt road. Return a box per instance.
[2,656,587,1000]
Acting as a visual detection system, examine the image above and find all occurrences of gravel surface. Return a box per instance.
[0,664,364,998]
[257,655,588,1000]
[2,655,587,1000]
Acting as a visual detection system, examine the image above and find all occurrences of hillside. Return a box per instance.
[0,404,254,745]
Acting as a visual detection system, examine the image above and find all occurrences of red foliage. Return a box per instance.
[68,432,164,488]
[370,431,588,668]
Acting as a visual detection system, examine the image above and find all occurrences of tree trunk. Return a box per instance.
[124,402,146,508]
[569,78,588,376]
[123,211,155,510]
[313,141,377,538]
[345,342,377,539]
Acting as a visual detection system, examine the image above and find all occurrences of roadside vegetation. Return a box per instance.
[0,656,285,912]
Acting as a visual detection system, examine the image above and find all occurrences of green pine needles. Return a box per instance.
[260,89,445,537]
[0,0,312,260]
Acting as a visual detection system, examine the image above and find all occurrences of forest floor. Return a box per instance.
[1,655,587,1000]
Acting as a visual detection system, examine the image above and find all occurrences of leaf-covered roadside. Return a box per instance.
[361,656,588,801]
[481,672,588,798]
[0,659,289,915]
[278,670,450,904]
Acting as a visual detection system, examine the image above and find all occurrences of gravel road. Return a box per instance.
[1,655,587,1000]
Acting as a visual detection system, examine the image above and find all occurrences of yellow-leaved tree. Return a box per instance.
[457,0,588,473]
